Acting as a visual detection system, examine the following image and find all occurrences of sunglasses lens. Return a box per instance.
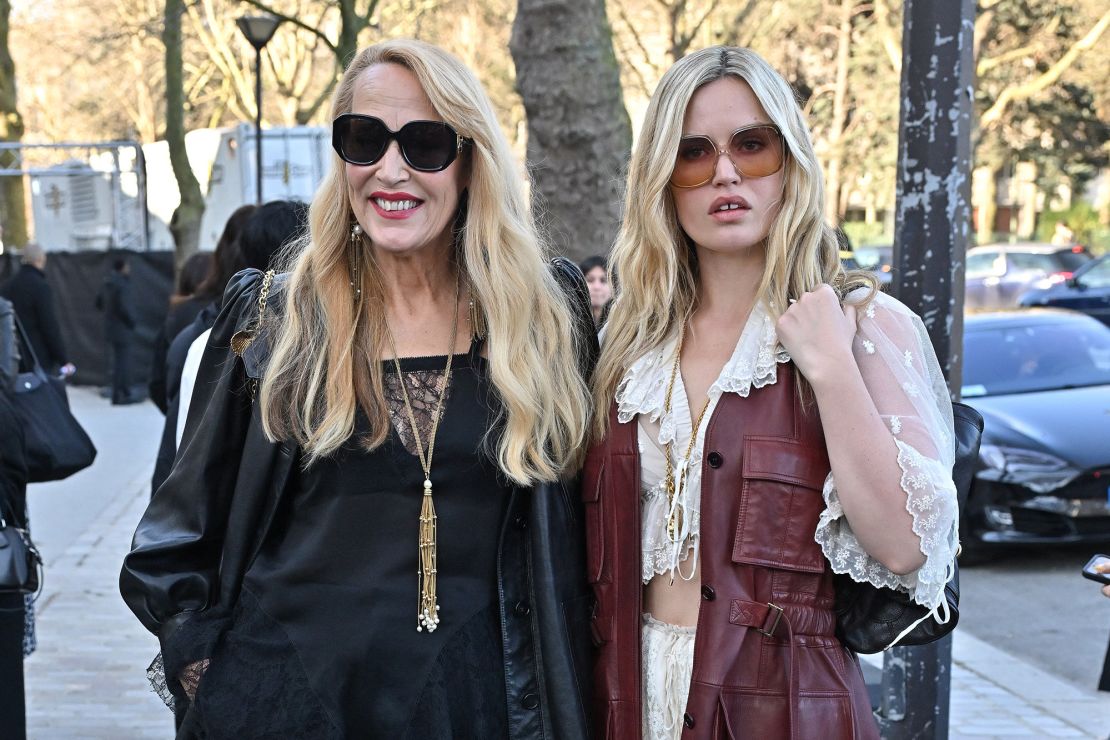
[334,116,389,165]
[671,136,717,188]
[728,126,783,178]
[398,121,458,171]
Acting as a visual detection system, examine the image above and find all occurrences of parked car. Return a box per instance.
[965,242,1094,310]
[959,310,1110,561]
[852,244,893,287]
[1018,255,1110,326]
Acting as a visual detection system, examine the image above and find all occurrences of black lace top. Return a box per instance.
[180,346,511,739]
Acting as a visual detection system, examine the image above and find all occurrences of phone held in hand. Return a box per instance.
[1082,554,1110,585]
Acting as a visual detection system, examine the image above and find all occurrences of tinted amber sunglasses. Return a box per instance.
[670,123,786,188]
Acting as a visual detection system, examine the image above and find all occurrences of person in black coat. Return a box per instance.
[1,243,73,377]
[96,257,138,404]
[0,354,29,740]
[148,252,215,414]
[149,202,301,496]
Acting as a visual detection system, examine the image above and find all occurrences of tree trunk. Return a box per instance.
[165,0,204,268]
[824,0,852,225]
[510,0,631,261]
[0,0,28,248]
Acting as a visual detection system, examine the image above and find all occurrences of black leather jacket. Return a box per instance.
[120,259,598,740]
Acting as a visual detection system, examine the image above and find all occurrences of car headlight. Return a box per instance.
[978,444,1081,493]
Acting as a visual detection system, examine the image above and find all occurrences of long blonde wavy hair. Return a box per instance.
[261,38,591,484]
[593,46,875,436]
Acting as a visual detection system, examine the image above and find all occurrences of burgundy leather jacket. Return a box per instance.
[582,364,879,739]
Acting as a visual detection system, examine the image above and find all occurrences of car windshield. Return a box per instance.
[1078,259,1110,288]
[963,319,1110,397]
[1053,250,1092,272]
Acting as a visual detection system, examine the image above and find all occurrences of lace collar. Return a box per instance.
[615,300,791,437]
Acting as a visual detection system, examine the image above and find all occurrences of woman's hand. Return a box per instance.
[775,284,857,386]
[179,658,210,702]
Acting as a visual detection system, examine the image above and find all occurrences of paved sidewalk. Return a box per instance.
[18,389,1110,738]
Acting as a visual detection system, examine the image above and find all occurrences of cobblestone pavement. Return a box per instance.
[18,388,1110,739]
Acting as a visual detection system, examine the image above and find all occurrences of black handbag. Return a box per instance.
[833,401,984,654]
[0,502,42,599]
[11,314,97,482]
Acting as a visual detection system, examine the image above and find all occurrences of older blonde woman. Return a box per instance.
[122,39,596,740]
[582,47,958,739]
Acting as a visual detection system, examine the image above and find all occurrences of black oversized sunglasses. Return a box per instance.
[332,114,468,171]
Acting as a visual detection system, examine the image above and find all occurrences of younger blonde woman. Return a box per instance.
[583,46,958,739]
[122,39,596,740]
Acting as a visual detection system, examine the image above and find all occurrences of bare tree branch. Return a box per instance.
[240,0,338,56]
[980,8,1110,130]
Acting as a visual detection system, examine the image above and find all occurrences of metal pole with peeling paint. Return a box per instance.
[882,0,974,737]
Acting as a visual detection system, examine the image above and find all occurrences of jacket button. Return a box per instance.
[514,514,528,530]
[707,451,723,468]
[684,712,695,728]
[514,601,531,616]
[701,585,716,601]
[522,693,540,710]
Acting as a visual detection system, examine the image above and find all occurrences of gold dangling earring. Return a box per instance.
[468,283,486,341]
[349,223,362,302]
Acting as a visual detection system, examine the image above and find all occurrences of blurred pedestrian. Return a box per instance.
[1,242,75,378]
[147,252,214,413]
[579,255,612,328]
[1051,219,1075,246]
[122,39,595,739]
[96,257,139,405]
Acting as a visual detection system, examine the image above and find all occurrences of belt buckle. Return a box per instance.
[757,602,784,637]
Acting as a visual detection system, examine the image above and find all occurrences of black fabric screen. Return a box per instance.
[1,250,174,389]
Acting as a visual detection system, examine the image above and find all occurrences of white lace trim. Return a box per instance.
[617,303,791,582]
[815,438,959,610]
[641,481,701,583]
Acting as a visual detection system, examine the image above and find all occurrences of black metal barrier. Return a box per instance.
[1,250,174,390]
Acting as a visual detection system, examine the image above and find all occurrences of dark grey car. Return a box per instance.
[964,242,1093,310]
[959,310,1110,561]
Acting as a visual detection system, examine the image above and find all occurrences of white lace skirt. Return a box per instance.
[641,613,696,740]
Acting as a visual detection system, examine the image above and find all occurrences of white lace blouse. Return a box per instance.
[615,291,959,619]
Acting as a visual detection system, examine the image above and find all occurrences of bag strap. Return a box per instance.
[230,269,276,359]
[11,311,44,374]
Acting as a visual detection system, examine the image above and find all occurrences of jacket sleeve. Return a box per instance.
[119,269,265,686]
[550,257,600,381]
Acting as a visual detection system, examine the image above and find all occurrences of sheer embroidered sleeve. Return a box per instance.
[814,291,958,611]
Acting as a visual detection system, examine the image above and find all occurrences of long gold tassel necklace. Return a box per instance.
[662,322,712,576]
[383,276,460,633]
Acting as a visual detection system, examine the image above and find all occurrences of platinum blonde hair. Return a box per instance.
[593,46,875,435]
[261,38,591,484]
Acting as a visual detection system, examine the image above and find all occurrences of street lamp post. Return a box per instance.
[236,15,283,205]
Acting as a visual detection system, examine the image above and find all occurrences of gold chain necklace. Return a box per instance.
[663,322,712,544]
[383,276,460,633]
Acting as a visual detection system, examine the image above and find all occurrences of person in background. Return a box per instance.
[148,252,216,414]
[579,254,613,328]
[1,242,75,378]
[1051,219,1075,247]
[96,257,139,405]
[0,298,29,740]
[151,201,305,496]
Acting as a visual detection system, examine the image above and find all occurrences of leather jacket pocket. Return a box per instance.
[714,690,853,740]
[732,436,829,573]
